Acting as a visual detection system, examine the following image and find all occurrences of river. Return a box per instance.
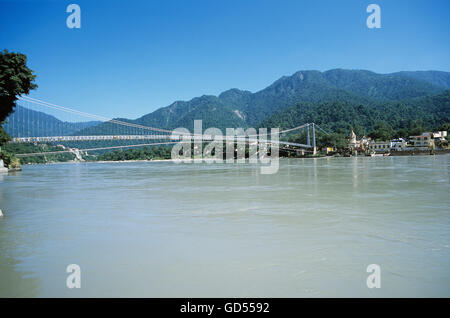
[0,156,449,297]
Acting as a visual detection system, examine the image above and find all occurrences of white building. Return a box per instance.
[409,133,433,148]
[347,130,370,151]
[390,138,407,151]
[432,131,447,140]
[368,140,391,153]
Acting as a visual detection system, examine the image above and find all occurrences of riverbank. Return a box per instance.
[11,151,449,166]
[390,148,450,156]
[19,158,177,166]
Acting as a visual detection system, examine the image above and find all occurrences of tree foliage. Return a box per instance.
[96,146,172,161]
[0,126,10,145]
[0,50,37,123]
[2,142,75,164]
[261,90,450,144]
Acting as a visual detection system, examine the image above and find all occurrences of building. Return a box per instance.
[409,133,434,148]
[347,130,370,152]
[368,140,391,153]
[431,131,447,140]
[347,130,358,150]
[390,138,407,151]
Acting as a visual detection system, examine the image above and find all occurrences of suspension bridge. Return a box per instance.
[2,96,328,157]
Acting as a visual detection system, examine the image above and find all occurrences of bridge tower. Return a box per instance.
[312,123,316,155]
[307,123,311,147]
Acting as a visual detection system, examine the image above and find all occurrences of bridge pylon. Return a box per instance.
[307,123,311,147]
[312,123,316,155]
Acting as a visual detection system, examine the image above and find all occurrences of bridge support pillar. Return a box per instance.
[312,123,316,154]
[306,124,311,147]
[312,123,316,155]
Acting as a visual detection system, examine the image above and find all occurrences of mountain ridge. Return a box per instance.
[143,69,449,125]
[5,69,449,137]
[126,68,450,131]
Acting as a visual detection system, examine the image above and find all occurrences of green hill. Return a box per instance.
[393,71,450,89]
[76,69,449,135]
[260,90,450,137]
[7,69,447,138]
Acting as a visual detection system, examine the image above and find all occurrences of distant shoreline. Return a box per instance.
[23,158,175,166]
[17,151,449,167]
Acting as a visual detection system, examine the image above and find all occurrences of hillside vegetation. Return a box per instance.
[74,69,450,134]
[261,90,450,137]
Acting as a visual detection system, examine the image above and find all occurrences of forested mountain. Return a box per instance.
[2,105,101,137]
[393,71,450,89]
[75,69,449,135]
[260,90,450,137]
[4,69,449,138]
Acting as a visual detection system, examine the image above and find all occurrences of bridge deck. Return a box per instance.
[10,135,312,149]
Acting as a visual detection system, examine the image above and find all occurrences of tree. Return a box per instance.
[0,126,12,166]
[318,133,347,149]
[369,121,395,141]
[0,50,37,123]
[437,122,450,133]
[406,119,426,136]
[0,126,10,145]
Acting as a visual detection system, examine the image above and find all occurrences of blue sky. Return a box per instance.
[1,0,449,119]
